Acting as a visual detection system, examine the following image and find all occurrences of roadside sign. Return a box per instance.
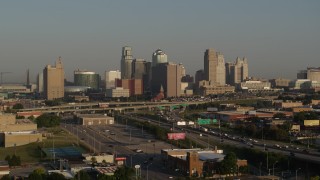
[197,118,211,125]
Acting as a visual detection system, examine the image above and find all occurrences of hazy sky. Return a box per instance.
[0,0,319,83]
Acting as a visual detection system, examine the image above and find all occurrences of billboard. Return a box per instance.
[177,121,186,126]
[304,120,320,126]
[197,118,211,125]
[167,133,186,140]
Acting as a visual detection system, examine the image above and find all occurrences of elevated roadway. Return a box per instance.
[18,101,209,114]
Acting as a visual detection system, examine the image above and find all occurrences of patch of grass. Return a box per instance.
[0,127,87,163]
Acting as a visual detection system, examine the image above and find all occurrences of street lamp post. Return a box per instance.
[142,125,144,136]
[295,168,301,180]
[259,162,262,176]
[272,161,278,176]
[147,163,152,180]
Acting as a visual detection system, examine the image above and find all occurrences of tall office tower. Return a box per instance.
[74,70,100,90]
[297,67,320,82]
[43,57,65,100]
[204,49,226,85]
[195,70,205,84]
[143,62,152,93]
[151,62,183,97]
[105,70,121,89]
[132,59,147,79]
[37,72,43,94]
[121,46,134,79]
[225,57,249,85]
[26,69,30,86]
[225,62,234,85]
[152,49,168,67]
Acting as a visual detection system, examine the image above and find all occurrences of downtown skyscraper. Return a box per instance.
[204,49,226,85]
[226,57,249,85]
[43,57,65,100]
[121,46,134,79]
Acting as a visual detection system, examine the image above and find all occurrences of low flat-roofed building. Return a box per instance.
[207,111,274,121]
[0,161,9,178]
[274,101,303,109]
[0,84,32,93]
[236,80,271,92]
[16,111,42,118]
[76,114,114,126]
[0,131,42,147]
[291,124,300,132]
[292,107,312,113]
[95,166,118,176]
[198,81,235,95]
[161,148,247,177]
[269,78,291,88]
[0,114,16,125]
[47,170,74,179]
[0,119,37,132]
[105,87,130,98]
[82,153,114,164]
[311,100,320,105]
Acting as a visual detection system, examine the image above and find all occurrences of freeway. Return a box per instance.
[62,122,183,179]
[123,114,320,165]
[19,101,209,114]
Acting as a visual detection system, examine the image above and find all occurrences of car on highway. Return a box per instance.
[135,149,143,153]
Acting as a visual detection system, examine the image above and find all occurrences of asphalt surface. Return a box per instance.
[63,122,182,180]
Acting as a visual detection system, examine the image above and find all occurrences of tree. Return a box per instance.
[27,168,47,180]
[36,114,61,127]
[47,172,67,180]
[0,175,10,180]
[293,111,318,123]
[245,124,257,137]
[273,113,286,119]
[44,100,61,106]
[12,103,24,109]
[28,115,36,122]
[4,155,10,162]
[97,174,116,180]
[311,176,320,180]
[33,168,46,175]
[91,157,97,163]
[114,166,134,180]
[239,166,248,174]
[5,154,21,167]
[74,170,90,180]
[217,152,237,174]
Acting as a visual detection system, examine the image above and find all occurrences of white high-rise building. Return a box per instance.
[152,49,168,67]
[105,70,121,89]
[37,72,43,93]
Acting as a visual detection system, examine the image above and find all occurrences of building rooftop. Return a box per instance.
[4,131,38,135]
[77,114,113,118]
[198,151,225,161]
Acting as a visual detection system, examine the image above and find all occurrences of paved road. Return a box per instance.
[125,114,320,165]
[63,123,182,180]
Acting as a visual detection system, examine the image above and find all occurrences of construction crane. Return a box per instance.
[0,72,12,85]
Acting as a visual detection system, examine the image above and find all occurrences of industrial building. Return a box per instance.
[161,148,247,177]
[74,70,100,90]
[0,114,42,147]
[105,87,130,98]
[43,57,65,100]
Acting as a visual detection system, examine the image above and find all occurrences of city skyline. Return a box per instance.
[0,0,319,83]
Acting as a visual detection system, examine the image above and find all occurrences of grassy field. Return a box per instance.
[0,127,87,163]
